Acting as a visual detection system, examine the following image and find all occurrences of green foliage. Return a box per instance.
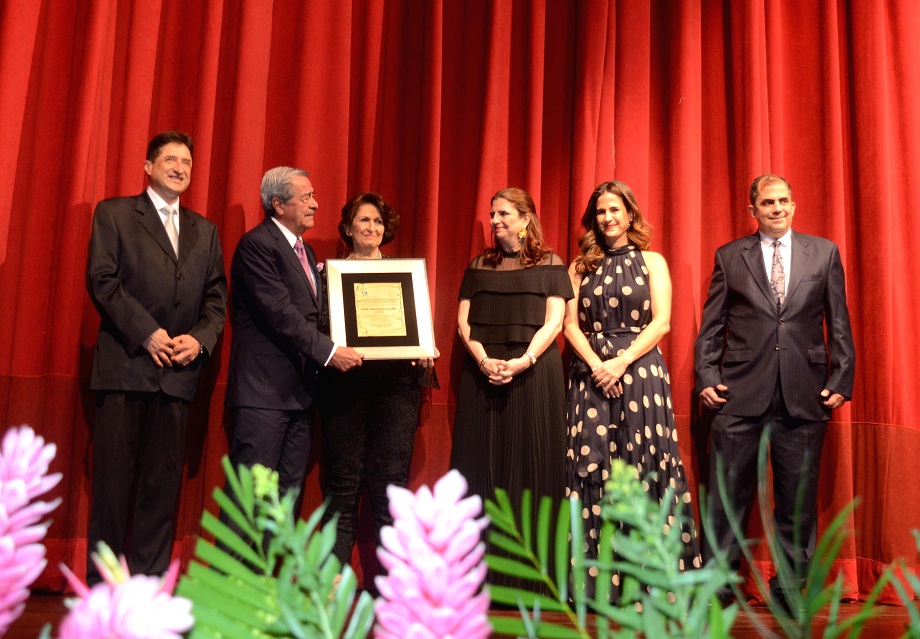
[591,462,741,639]
[175,457,374,639]
[882,530,920,639]
[484,460,738,638]
[718,426,888,638]
[485,489,587,638]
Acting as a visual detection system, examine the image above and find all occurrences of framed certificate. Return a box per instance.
[325,258,437,359]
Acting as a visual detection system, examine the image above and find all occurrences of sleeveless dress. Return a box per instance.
[566,246,700,593]
[451,253,572,589]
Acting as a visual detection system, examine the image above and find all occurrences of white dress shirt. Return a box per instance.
[146,185,179,238]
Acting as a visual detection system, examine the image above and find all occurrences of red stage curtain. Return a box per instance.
[0,0,917,603]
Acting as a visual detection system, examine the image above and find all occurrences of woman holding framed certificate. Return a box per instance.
[317,192,437,570]
[451,187,573,588]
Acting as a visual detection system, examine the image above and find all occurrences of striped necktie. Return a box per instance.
[770,239,785,310]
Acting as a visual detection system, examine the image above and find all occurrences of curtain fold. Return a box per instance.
[0,0,917,602]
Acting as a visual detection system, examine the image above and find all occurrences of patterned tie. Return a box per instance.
[770,239,785,310]
[163,207,179,257]
[294,238,317,296]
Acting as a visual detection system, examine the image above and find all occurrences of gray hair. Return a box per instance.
[261,166,309,216]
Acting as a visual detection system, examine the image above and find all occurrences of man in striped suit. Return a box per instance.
[694,174,855,610]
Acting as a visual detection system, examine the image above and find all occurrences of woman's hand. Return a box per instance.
[495,356,531,384]
[481,358,509,384]
[591,356,628,398]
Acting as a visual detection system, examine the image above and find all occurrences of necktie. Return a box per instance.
[770,239,785,310]
[294,238,317,296]
[163,207,179,257]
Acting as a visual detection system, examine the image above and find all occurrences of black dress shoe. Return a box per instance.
[771,589,798,617]
[714,591,736,606]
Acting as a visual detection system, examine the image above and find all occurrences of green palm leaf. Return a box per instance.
[177,456,374,639]
[488,616,587,639]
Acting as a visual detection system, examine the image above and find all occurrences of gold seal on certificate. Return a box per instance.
[353,282,407,337]
[325,258,437,359]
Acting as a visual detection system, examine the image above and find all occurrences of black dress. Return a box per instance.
[567,246,700,593]
[316,257,438,566]
[451,253,572,587]
[318,360,436,565]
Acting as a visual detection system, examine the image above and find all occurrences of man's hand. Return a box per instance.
[413,346,440,369]
[171,334,202,367]
[699,384,728,410]
[821,389,847,409]
[144,328,176,368]
[329,346,364,372]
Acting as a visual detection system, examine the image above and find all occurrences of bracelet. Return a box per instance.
[525,350,537,366]
[479,356,490,370]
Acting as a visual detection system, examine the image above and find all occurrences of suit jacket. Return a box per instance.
[225,218,335,411]
[694,231,855,422]
[86,193,227,402]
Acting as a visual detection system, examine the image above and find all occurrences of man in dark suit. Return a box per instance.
[86,131,227,582]
[695,174,855,607]
[225,166,363,499]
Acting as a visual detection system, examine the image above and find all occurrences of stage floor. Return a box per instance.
[8,593,913,638]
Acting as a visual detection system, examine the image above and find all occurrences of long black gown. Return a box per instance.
[451,252,572,589]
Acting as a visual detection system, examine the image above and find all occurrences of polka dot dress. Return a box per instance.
[566,246,700,596]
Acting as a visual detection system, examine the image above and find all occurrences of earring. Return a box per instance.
[518,227,527,240]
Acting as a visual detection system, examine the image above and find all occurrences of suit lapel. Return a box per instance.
[136,193,178,264]
[741,234,775,307]
[265,220,316,298]
[176,208,199,268]
[784,232,811,307]
[305,244,322,301]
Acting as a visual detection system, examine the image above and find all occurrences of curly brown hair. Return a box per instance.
[573,181,652,274]
[338,192,400,248]
[480,187,551,268]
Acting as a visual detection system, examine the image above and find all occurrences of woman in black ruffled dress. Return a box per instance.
[451,188,572,565]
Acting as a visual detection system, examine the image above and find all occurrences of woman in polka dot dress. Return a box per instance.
[563,181,700,598]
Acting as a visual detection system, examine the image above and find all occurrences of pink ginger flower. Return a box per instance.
[58,543,193,639]
[0,425,62,635]
[374,469,491,639]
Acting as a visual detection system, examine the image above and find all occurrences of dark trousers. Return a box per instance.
[704,380,827,596]
[319,364,421,565]
[227,406,313,495]
[218,407,312,561]
[87,391,188,584]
